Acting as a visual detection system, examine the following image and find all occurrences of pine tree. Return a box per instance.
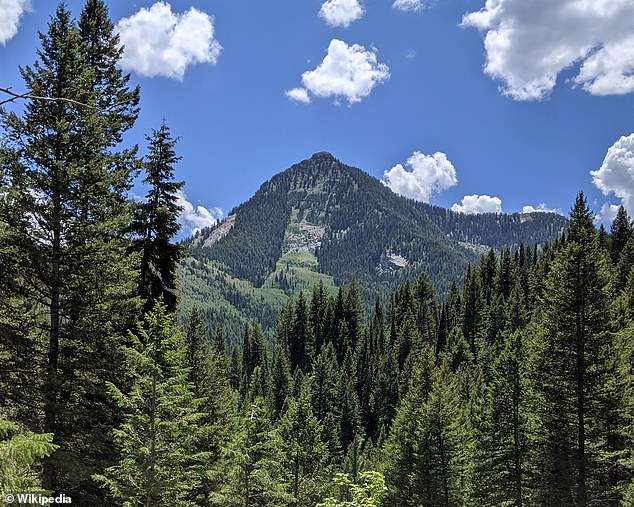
[78,0,139,128]
[278,385,327,506]
[411,360,474,507]
[616,237,634,293]
[528,193,617,506]
[369,346,399,438]
[290,292,312,372]
[338,353,362,452]
[94,303,206,506]
[184,306,235,506]
[381,347,435,506]
[242,324,266,389]
[0,418,57,495]
[133,121,185,313]
[610,206,633,264]
[271,347,293,421]
[627,268,634,316]
[413,272,439,346]
[216,399,289,507]
[462,265,484,361]
[616,323,634,505]
[473,330,527,506]
[185,305,210,388]
[310,280,329,356]
[0,2,141,496]
[344,279,365,352]
[310,343,341,460]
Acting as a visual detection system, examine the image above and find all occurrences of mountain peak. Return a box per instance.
[310,151,335,161]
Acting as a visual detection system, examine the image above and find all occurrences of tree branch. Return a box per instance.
[0,86,97,109]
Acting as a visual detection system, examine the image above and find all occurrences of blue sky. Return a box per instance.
[2,0,634,234]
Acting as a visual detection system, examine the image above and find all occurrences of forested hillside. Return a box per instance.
[181,152,566,339]
[1,2,633,507]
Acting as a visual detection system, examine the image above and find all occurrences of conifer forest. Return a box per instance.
[1,2,634,506]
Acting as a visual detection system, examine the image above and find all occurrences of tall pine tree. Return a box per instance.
[0,2,141,498]
[95,303,207,506]
[133,121,184,313]
[528,193,616,506]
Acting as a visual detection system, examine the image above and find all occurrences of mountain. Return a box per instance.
[179,152,566,340]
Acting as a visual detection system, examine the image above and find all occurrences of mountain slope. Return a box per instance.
[180,152,566,337]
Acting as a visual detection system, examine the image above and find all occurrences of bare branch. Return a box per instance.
[0,86,97,109]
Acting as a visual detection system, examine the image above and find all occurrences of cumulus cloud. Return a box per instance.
[521,203,561,214]
[462,0,634,100]
[451,194,503,214]
[319,0,364,28]
[0,0,30,45]
[393,0,425,12]
[591,134,634,214]
[286,39,390,105]
[594,202,620,225]
[286,87,311,104]
[115,2,221,80]
[176,189,223,235]
[382,151,457,202]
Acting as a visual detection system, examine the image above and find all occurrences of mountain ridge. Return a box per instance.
[180,152,566,338]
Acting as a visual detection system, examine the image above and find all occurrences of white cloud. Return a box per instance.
[393,0,425,12]
[462,0,634,100]
[591,134,634,215]
[594,202,620,225]
[451,194,503,214]
[286,87,311,104]
[115,2,221,80]
[287,39,390,105]
[176,189,223,235]
[319,0,364,28]
[521,203,561,214]
[382,151,457,202]
[0,0,29,45]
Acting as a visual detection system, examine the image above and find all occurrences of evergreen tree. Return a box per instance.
[78,0,139,129]
[310,343,341,460]
[381,347,435,506]
[528,193,617,506]
[133,121,184,313]
[216,399,289,507]
[290,292,313,372]
[0,418,57,495]
[0,2,141,497]
[616,237,634,293]
[473,330,527,506]
[184,306,235,506]
[310,280,329,355]
[185,305,210,388]
[344,279,365,352]
[610,206,633,264]
[338,353,362,452]
[278,386,327,506]
[410,360,474,507]
[462,265,484,361]
[271,347,293,421]
[616,323,634,505]
[95,303,206,506]
[242,324,266,388]
[369,347,399,438]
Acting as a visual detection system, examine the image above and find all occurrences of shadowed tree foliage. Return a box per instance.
[133,121,185,313]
